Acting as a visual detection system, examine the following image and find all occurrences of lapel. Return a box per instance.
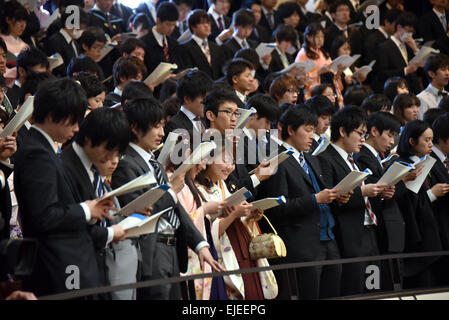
[190,39,212,70]
[64,146,96,198]
[360,145,383,176]
[126,145,151,173]
[431,151,449,183]
[327,144,352,175]
[281,146,314,189]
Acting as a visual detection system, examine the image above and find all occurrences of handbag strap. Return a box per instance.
[262,214,278,235]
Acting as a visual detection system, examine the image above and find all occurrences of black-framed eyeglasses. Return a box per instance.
[218,110,241,118]
[353,128,367,139]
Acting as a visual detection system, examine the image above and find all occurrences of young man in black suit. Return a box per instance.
[375,12,423,95]
[112,98,223,300]
[141,2,181,76]
[353,111,405,290]
[89,0,125,37]
[61,108,141,300]
[259,0,278,42]
[207,0,233,44]
[180,9,227,81]
[304,95,334,153]
[164,70,213,136]
[223,9,258,61]
[268,24,297,73]
[171,0,194,40]
[13,78,114,296]
[318,106,387,296]
[257,105,342,300]
[225,58,257,104]
[419,0,448,43]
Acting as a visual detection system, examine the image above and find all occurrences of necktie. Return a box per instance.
[91,164,107,227]
[399,43,408,64]
[298,152,309,175]
[202,40,211,65]
[266,12,274,30]
[347,154,378,226]
[217,16,224,32]
[162,37,170,62]
[242,39,248,49]
[280,52,289,68]
[193,116,205,133]
[148,158,180,229]
[441,14,447,32]
[444,157,449,176]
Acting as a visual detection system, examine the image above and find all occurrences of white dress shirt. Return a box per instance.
[180,105,201,132]
[417,83,448,120]
[59,28,79,57]
[152,26,167,48]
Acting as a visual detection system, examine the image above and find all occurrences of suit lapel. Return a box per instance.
[126,146,151,173]
[283,150,314,189]
[190,40,212,70]
[66,146,96,198]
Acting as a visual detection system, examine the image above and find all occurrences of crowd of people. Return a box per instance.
[1,0,449,300]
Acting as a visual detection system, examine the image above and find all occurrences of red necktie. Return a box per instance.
[162,37,170,62]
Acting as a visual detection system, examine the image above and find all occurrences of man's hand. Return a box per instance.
[134,205,153,216]
[335,190,353,204]
[169,171,186,194]
[380,186,395,199]
[254,159,276,182]
[402,165,424,182]
[0,134,17,161]
[198,247,226,272]
[86,198,116,222]
[315,188,339,204]
[217,27,233,43]
[111,225,126,242]
[261,53,272,66]
[431,183,449,198]
[247,208,263,221]
[5,290,37,300]
[405,62,420,75]
[361,183,388,197]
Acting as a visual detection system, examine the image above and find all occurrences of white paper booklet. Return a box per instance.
[0,96,34,138]
[236,107,257,129]
[157,132,180,167]
[311,137,330,156]
[330,54,361,73]
[48,53,64,70]
[250,196,286,211]
[353,60,376,79]
[100,171,156,200]
[173,67,198,80]
[144,62,178,87]
[248,149,294,174]
[171,141,217,180]
[409,46,439,67]
[279,60,316,75]
[255,42,276,58]
[404,155,437,194]
[377,161,414,187]
[114,184,170,217]
[177,29,192,43]
[334,168,372,195]
[98,41,118,61]
[210,187,252,220]
[118,207,171,238]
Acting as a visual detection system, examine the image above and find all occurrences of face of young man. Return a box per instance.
[157,20,177,36]
[371,128,396,153]
[437,137,449,154]
[178,4,192,22]
[51,118,80,144]
[96,0,113,13]
[261,0,278,11]
[316,115,331,136]
[279,87,298,105]
[248,115,271,133]
[233,68,255,94]
[185,94,206,117]
[341,123,367,154]
[0,47,6,75]
[287,123,315,152]
[332,5,351,26]
[135,121,165,151]
[411,128,433,157]
[128,46,145,62]
[84,41,105,62]
[251,4,262,25]
[236,26,253,40]
[430,65,449,89]
[83,139,120,168]
[207,101,239,134]
[214,0,231,16]
[97,154,119,177]
[283,12,300,28]
[191,20,211,39]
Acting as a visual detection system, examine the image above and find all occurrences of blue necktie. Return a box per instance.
[91,164,107,227]
[299,152,309,175]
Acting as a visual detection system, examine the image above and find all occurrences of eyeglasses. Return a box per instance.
[286,88,299,94]
[218,110,241,118]
[353,128,367,139]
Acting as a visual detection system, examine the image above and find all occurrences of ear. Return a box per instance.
[18,67,26,79]
[428,70,436,80]
[409,137,416,147]
[287,125,295,137]
[130,124,140,139]
[232,75,239,85]
[82,43,88,52]
[184,96,192,106]
[205,110,216,122]
[339,126,346,138]
[370,127,379,137]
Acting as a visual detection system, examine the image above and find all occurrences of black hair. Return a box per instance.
[121,80,153,104]
[0,0,28,34]
[122,97,164,142]
[281,105,318,140]
[203,88,242,128]
[157,2,179,22]
[225,58,254,86]
[75,72,106,99]
[33,78,87,125]
[232,9,255,28]
[330,105,367,142]
[112,56,142,87]
[361,94,392,114]
[305,95,335,117]
[0,74,5,88]
[438,96,449,112]
[162,96,181,120]
[432,113,449,144]
[263,73,278,94]
[234,48,260,70]
[329,0,351,14]
[76,108,130,153]
[159,78,177,102]
[366,111,401,136]
[131,13,151,31]
[79,27,107,52]
[176,70,213,104]
[16,47,50,80]
[343,85,373,107]
[0,38,6,54]
[397,120,431,158]
[119,38,146,56]
[423,108,445,128]
[246,94,279,122]
[273,23,297,44]
[0,109,9,127]
[395,11,417,31]
[303,22,328,60]
[173,0,194,7]
[383,76,408,102]
[276,1,301,24]
[66,55,102,79]
[61,6,89,27]
[381,8,402,25]
[19,72,56,106]
[423,54,449,81]
[188,9,211,32]
[330,34,350,60]
[392,93,420,125]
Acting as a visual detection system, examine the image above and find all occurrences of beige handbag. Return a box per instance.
[249,215,287,260]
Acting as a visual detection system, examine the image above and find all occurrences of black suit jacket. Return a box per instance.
[44,32,80,77]
[268,49,294,73]
[433,34,449,56]
[141,30,181,76]
[324,24,364,62]
[89,9,125,37]
[419,10,448,43]
[375,38,422,94]
[13,128,100,295]
[258,9,277,42]
[257,150,328,263]
[111,145,204,275]
[179,38,225,80]
[110,3,134,29]
[354,145,405,253]
[164,109,205,137]
[318,145,372,257]
[222,37,257,61]
[208,13,232,43]
[6,84,21,110]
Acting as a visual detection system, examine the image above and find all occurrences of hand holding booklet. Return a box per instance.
[236,107,257,129]
[404,155,437,194]
[99,171,156,200]
[311,137,330,156]
[250,196,286,211]
[144,62,178,87]
[409,46,439,67]
[279,60,316,75]
[377,161,414,187]
[170,141,217,180]
[0,96,34,138]
[157,132,180,166]
[114,184,170,217]
[210,187,253,220]
[118,207,171,238]
[330,54,361,73]
[255,42,276,58]
[334,168,372,195]
[248,149,294,175]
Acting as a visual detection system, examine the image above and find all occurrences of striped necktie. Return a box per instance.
[91,164,107,227]
[162,37,170,62]
[298,152,309,175]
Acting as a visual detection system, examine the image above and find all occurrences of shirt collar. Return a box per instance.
[180,105,198,122]
[234,35,245,47]
[334,23,347,32]
[73,142,95,183]
[235,90,246,102]
[363,142,379,159]
[432,145,447,163]
[243,127,255,140]
[113,87,122,96]
[426,83,447,96]
[391,35,404,48]
[152,26,165,47]
[433,8,446,19]
[192,34,207,47]
[129,142,154,163]
[14,80,21,88]
[59,28,73,44]
[378,26,389,39]
[31,125,59,154]
[208,5,222,21]
[262,6,273,15]
[331,143,350,162]
[314,133,321,142]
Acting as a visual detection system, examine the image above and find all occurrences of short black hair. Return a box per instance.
[173,0,194,7]
[75,72,106,99]
[131,13,151,31]
[162,96,181,120]
[157,2,179,22]
[366,111,401,136]
[330,105,367,142]
[121,80,153,104]
[438,96,449,112]
[66,55,102,79]
[76,108,130,154]
[0,0,28,34]
[123,97,164,142]
[276,1,301,23]
[176,70,213,104]
[281,105,318,140]
[0,74,5,88]
[225,58,254,86]
[305,95,335,117]
[159,78,177,102]
[329,0,351,14]
[423,54,449,81]
[423,108,445,128]
[361,94,392,114]
[395,11,417,31]
[383,76,408,103]
[188,9,211,32]
[79,27,107,52]
[19,72,56,106]
[119,38,146,55]
[246,94,279,122]
[432,113,449,144]
[381,8,402,25]
[16,47,50,79]
[0,109,9,127]
[397,120,431,158]
[343,85,373,107]
[234,48,260,70]
[33,78,87,125]
[273,23,297,44]
[112,56,143,87]
[232,9,255,28]
[203,88,242,128]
